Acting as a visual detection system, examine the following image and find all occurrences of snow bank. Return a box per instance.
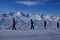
[0,29,60,40]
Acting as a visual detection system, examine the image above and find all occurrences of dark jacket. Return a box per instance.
[44,21,47,26]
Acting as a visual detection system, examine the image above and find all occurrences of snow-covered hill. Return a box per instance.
[0,11,60,30]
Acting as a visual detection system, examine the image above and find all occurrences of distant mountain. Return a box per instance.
[0,11,60,30]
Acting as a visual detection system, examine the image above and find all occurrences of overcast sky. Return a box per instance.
[0,0,60,16]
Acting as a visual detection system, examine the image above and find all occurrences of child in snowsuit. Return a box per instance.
[57,22,59,29]
[12,18,16,30]
[44,20,47,29]
[30,19,34,29]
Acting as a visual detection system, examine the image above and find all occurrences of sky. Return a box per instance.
[0,0,60,16]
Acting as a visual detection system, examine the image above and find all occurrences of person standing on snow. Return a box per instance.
[44,20,47,29]
[57,21,59,29]
[12,18,16,30]
[30,19,34,30]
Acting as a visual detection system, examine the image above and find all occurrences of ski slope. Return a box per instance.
[0,29,60,40]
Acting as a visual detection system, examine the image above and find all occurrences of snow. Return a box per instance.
[15,11,21,16]
[44,15,52,21]
[0,29,60,40]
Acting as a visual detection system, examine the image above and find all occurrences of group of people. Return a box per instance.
[12,18,60,30]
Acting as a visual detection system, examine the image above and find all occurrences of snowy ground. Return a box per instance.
[0,29,60,40]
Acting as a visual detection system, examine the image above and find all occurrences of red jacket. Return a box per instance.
[13,18,16,26]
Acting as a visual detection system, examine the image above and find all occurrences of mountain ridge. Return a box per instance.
[0,11,60,30]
